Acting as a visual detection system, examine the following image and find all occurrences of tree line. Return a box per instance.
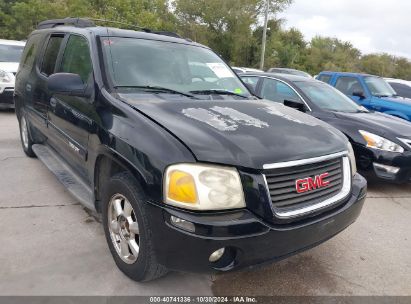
[1,0,411,80]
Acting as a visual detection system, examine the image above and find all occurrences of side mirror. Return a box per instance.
[284,99,306,112]
[352,91,366,100]
[48,73,88,97]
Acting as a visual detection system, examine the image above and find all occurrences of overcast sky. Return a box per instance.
[278,0,411,59]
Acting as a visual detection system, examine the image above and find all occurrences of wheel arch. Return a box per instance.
[93,148,149,213]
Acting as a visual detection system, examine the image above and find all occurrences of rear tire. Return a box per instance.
[102,172,168,282]
[19,112,36,158]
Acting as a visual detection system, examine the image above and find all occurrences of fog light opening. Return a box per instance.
[170,215,195,232]
[209,247,237,271]
[209,248,225,263]
[373,163,400,174]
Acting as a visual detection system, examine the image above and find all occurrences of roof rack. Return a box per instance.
[36,17,181,38]
[37,18,95,29]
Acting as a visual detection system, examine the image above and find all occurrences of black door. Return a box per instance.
[47,34,95,183]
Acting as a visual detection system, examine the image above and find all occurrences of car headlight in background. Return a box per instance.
[0,70,13,83]
[347,142,357,176]
[164,163,246,210]
[359,130,404,153]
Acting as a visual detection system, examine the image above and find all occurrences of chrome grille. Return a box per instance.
[263,152,351,219]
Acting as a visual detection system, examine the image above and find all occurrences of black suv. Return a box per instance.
[15,18,367,282]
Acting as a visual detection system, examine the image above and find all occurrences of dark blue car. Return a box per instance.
[317,72,411,121]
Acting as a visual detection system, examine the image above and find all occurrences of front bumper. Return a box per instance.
[0,88,15,109]
[145,174,367,273]
[355,144,411,183]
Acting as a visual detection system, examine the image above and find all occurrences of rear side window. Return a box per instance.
[317,74,332,83]
[260,78,301,103]
[20,34,40,68]
[59,35,92,83]
[335,76,363,95]
[40,35,64,76]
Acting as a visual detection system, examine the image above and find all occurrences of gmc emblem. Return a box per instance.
[296,173,330,194]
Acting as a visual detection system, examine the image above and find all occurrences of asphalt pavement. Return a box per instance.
[0,110,410,296]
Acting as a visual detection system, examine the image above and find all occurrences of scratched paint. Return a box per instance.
[263,105,319,127]
[182,108,238,131]
[211,106,269,128]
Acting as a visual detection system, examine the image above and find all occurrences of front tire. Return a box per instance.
[19,112,36,158]
[102,172,168,282]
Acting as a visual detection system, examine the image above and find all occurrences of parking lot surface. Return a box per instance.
[0,110,410,296]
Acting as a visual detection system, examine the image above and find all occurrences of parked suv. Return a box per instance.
[317,72,411,121]
[15,18,366,282]
[0,39,25,109]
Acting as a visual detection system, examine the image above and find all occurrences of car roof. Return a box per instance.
[0,39,26,46]
[31,25,208,49]
[269,68,298,72]
[241,72,316,83]
[319,71,375,77]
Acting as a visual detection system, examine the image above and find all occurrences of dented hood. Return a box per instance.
[119,94,347,169]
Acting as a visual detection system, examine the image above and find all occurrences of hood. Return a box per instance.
[379,95,411,105]
[119,93,347,169]
[334,111,411,138]
[0,62,19,73]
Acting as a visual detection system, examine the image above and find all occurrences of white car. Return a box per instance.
[0,39,25,109]
[385,78,411,99]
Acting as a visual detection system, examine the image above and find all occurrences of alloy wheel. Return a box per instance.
[108,194,140,264]
[21,116,29,150]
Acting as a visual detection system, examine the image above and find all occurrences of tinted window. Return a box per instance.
[241,76,259,90]
[20,35,40,68]
[260,78,301,103]
[60,35,92,83]
[389,82,411,99]
[335,76,363,96]
[0,44,24,62]
[317,74,332,84]
[41,35,64,76]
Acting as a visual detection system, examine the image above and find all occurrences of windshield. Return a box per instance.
[102,37,250,98]
[0,44,24,62]
[297,81,366,113]
[364,76,396,97]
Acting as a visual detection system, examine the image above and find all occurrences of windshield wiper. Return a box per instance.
[189,89,249,99]
[114,85,198,99]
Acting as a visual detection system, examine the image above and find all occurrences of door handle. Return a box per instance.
[50,97,57,108]
[25,84,32,92]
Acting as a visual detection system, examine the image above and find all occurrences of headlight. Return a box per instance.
[164,163,246,210]
[359,130,404,153]
[0,70,13,83]
[347,142,357,176]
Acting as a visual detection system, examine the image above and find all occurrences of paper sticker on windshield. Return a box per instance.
[206,63,234,78]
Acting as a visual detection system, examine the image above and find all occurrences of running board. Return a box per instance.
[32,144,95,211]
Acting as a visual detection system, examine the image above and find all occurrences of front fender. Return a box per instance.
[88,90,196,205]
